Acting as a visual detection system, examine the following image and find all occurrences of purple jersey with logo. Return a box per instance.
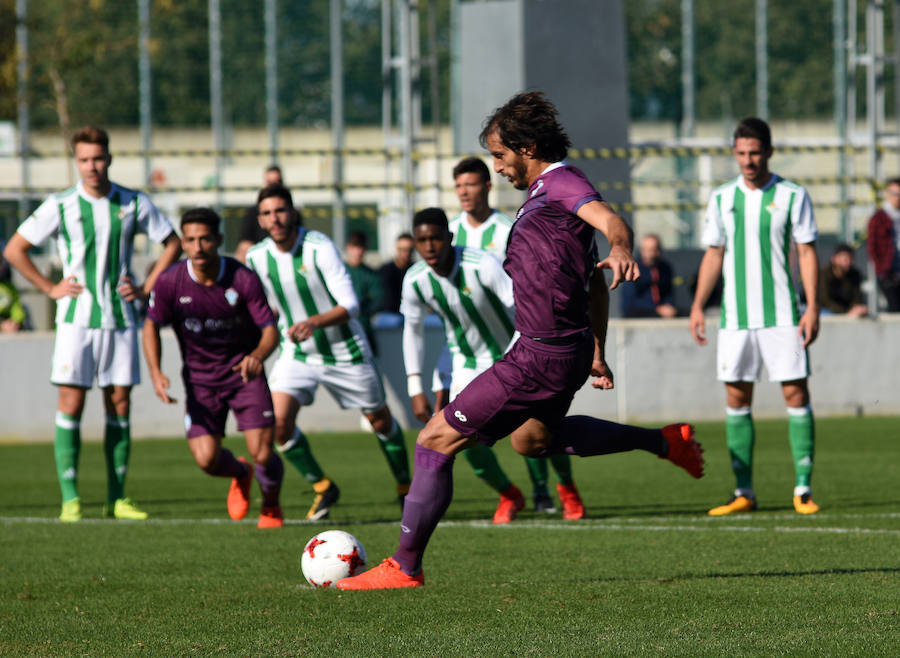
[148,257,276,386]
[504,164,603,338]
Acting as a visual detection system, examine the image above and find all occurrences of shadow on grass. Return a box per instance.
[587,565,900,583]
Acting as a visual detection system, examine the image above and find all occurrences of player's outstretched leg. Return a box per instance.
[255,453,285,529]
[534,416,704,479]
[54,411,82,522]
[464,444,524,524]
[337,444,452,590]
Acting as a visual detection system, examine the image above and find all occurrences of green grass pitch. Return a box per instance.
[1,417,898,656]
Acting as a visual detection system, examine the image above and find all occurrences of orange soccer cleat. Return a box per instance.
[708,494,757,516]
[793,493,820,515]
[660,423,704,479]
[336,557,425,590]
[556,482,587,520]
[257,505,284,529]
[492,484,525,524]
[227,457,253,520]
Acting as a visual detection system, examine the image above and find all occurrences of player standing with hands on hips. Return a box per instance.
[3,125,181,522]
[337,91,704,590]
[690,118,820,516]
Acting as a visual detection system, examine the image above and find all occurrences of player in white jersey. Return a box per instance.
[442,157,586,520]
[3,125,181,522]
[245,184,410,519]
[690,118,820,516]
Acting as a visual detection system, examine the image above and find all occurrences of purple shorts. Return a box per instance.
[184,374,275,439]
[443,333,592,445]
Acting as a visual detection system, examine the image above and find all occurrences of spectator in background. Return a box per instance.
[235,165,283,263]
[621,234,678,318]
[866,178,900,311]
[379,233,414,314]
[0,243,27,332]
[818,244,867,317]
[344,230,384,353]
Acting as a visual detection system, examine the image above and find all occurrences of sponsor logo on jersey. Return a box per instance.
[179,296,192,304]
[184,318,202,333]
[225,288,239,306]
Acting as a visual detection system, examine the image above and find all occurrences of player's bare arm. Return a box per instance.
[234,324,280,382]
[588,267,614,390]
[3,233,84,299]
[796,242,820,348]
[141,318,176,404]
[690,246,725,345]
[576,200,638,289]
[287,305,351,343]
[141,233,182,298]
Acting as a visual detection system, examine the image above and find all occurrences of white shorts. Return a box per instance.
[51,324,140,388]
[268,357,387,413]
[716,326,810,383]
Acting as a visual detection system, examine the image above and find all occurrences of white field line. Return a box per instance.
[1,514,899,535]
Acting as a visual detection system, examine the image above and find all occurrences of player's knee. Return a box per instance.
[416,413,465,455]
[510,432,552,457]
[195,450,218,473]
[366,407,392,434]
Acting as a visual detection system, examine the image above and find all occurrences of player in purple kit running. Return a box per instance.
[142,208,286,529]
[338,91,704,590]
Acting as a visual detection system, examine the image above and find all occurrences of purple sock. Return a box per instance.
[208,448,248,478]
[535,415,666,457]
[393,444,455,575]
[255,453,284,508]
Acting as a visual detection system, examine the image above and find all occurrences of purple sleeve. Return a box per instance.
[549,168,603,214]
[147,268,175,326]
[240,268,276,329]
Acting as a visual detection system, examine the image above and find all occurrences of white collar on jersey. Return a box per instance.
[537,161,566,178]
[187,256,226,284]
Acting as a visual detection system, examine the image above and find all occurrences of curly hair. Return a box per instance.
[479,91,571,162]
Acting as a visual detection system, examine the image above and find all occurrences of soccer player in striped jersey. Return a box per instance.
[245,184,410,519]
[4,125,181,522]
[402,207,528,524]
[444,156,586,519]
[690,117,821,516]
[143,208,285,529]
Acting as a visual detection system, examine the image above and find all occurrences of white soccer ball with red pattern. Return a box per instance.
[300,530,367,588]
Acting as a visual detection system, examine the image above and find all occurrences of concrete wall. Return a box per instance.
[1,315,897,442]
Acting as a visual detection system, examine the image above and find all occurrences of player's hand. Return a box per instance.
[596,245,640,290]
[411,393,433,423]
[797,307,820,348]
[116,275,146,303]
[151,372,176,404]
[49,275,83,300]
[590,358,614,389]
[233,354,263,382]
[689,306,707,345]
[287,318,318,343]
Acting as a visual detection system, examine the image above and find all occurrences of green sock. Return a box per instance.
[104,415,131,504]
[788,406,815,489]
[726,407,755,492]
[278,428,325,483]
[54,411,81,502]
[464,444,511,493]
[549,453,573,486]
[523,456,550,496]
[375,420,410,485]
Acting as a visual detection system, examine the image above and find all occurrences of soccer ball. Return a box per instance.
[300,530,367,588]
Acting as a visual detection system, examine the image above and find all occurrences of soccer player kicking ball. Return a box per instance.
[337,91,704,590]
[3,125,181,522]
[245,184,410,520]
[142,208,285,529]
[403,207,528,524]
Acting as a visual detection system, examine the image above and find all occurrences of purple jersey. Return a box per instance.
[148,257,276,386]
[504,164,603,338]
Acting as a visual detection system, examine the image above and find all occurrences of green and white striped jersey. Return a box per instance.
[448,210,515,258]
[246,228,371,366]
[401,246,515,377]
[16,181,174,329]
[702,174,818,330]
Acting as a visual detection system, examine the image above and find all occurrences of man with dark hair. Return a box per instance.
[4,125,181,522]
[246,184,411,520]
[621,234,678,318]
[691,117,821,516]
[236,165,284,263]
[344,229,384,353]
[866,177,900,312]
[338,91,702,590]
[143,208,285,528]
[379,233,415,315]
[818,244,867,316]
